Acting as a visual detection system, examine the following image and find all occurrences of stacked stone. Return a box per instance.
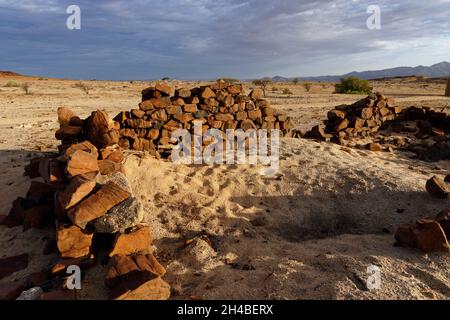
[1,107,170,300]
[304,93,401,144]
[115,81,291,157]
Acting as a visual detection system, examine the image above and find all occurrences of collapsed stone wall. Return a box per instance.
[114,82,291,157]
[2,107,170,300]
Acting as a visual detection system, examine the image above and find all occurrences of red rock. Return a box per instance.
[155,82,172,96]
[139,100,154,111]
[26,181,54,203]
[109,272,170,300]
[57,173,97,211]
[57,107,82,127]
[0,254,29,280]
[435,210,450,238]
[0,282,25,300]
[68,182,130,229]
[366,143,382,152]
[39,289,76,300]
[55,125,82,141]
[98,160,122,175]
[426,176,449,198]
[105,255,140,288]
[56,224,94,258]
[65,150,99,178]
[413,219,450,253]
[109,225,152,257]
[50,254,95,275]
[22,204,53,230]
[201,87,216,99]
[395,219,450,253]
[24,158,41,178]
[62,141,99,161]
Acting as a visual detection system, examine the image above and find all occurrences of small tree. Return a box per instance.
[21,82,31,94]
[4,80,20,87]
[252,78,272,97]
[75,82,91,95]
[161,77,171,81]
[335,76,373,94]
[292,78,300,85]
[303,82,312,92]
[282,88,293,95]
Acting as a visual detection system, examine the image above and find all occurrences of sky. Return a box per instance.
[0,0,450,80]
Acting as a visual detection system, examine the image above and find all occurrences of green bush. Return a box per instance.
[4,80,20,87]
[335,77,373,94]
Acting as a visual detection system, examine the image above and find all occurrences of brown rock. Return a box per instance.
[173,113,194,123]
[65,150,99,179]
[105,254,167,288]
[132,138,156,152]
[151,109,168,122]
[201,87,216,99]
[235,111,248,121]
[62,141,99,161]
[109,225,152,257]
[0,282,25,300]
[155,82,172,96]
[0,254,28,280]
[24,158,41,178]
[183,104,198,113]
[248,109,262,121]
[426,176,449,198]
[68,182,130,229]
[151,98,171,109]
[126,119,156,129]
[139,100,155,111]
[240,119,255,131]
[57,173,97,211]
[22,204,53,230]
[57,224,93,258]
[215,113,234,122]
[98,160,122,175]
[102,149,124,163]
[435,210,450,238]
[327,109,346,120]
[109,272,170,300]
[57,107,82,127]
[26,181,54,203]
[413,219,450,253]
[176,88,191,98]
[249,89,263,100]
[361,108,373,120]
[366,143,382,152]
[55,125,82,141]
[131,109,145,119]
[335,119,349,132]
[50,254,95,275]
[147,129,160,140]
[227,84,242,94]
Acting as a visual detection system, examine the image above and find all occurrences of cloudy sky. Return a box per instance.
[1,0,449,79]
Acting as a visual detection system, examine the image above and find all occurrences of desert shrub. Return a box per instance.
[292,78,300,85]
[335,77,373,94]
[218,78,239,84]
[161,77,171,81]
[303,82,312,92]
[282,88,293,95]
[74,82,91,95]
[271,86,278,92]
[252,78,272,97]
[4,80,20,87]
[21,82,31,94]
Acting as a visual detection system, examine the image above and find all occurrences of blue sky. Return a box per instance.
[1,0,449,80]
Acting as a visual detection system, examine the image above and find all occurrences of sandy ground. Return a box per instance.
[0,75,449,300]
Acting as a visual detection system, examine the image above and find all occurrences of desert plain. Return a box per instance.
[0,73,449,299]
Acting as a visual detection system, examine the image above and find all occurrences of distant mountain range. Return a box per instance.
[270,61,450,82]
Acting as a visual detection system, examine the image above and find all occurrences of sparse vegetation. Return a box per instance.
[303,82,313,92]
[74,82,91,95]
[335,76,373,94]
[252,78,272,97]
[282,88,293,95]
[218,78,240,84]
[292,78,300,85]
[4,80,20,88]
[271,86,279,92]
[161,77,171,81]
[21,82,31,94]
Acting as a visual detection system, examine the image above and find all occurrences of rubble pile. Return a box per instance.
[0,107,170,300]
[303,93,401,144]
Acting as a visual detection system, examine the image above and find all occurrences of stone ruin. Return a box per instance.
[298,93,450,161]
[0,81,290,300]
